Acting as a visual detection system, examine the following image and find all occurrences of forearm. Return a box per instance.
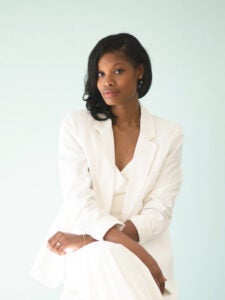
[103,226,148,264]
[104,225,166,293]
[85,219,139,245]
[86,227,146,268]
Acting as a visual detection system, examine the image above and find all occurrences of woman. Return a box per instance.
[31,33,183,300]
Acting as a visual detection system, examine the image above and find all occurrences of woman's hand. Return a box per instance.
[47,231,86,255]
[126,243,166,294]
[104,226,166,294]
[142,252,167,294]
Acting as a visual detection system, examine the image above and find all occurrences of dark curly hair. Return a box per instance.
[82,33,152,123]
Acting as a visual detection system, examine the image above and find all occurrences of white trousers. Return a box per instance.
[60,241,167,300]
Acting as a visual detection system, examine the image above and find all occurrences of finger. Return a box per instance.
[49,241,60,253]
[48,237,60,249]
[59,235,77,254]
[48,232,58,244]
[54,236,70,255]
[48,237,63,254]
[48,243,59,254]
[48,231,62,245]
[159,280,165,294]
[58,245,68,255]
[56,241,68,255]
[158,274,166,294]
[48,232,66,248]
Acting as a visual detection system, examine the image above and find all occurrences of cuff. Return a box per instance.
[129,214,151,244]
[89,215,124,241]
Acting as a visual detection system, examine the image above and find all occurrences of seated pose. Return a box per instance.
[31,33,183,300]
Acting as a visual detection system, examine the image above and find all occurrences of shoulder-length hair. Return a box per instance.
[83,33,152,123]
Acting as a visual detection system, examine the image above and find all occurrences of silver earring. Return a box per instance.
[138,79,143,90]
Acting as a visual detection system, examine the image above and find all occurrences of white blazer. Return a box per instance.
[31,104,183,295]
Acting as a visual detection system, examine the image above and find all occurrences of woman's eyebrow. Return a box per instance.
[98,62,127,70]
[99,62,126,67]
[112,62,126,66]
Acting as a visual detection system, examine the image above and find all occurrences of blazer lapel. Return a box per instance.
[121,105,158,220]
[93,118,116,212]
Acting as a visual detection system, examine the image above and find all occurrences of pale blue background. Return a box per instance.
[0,0,224,299]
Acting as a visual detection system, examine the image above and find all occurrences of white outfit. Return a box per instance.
[60,163,164,299]
[31,104,183,299]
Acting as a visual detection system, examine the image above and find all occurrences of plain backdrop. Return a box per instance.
[0,0,224,299]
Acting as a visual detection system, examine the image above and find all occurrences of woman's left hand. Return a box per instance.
[47,231,84,255]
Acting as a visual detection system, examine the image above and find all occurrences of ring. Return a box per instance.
[56,241,62,248]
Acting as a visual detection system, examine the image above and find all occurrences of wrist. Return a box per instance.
[122,220,139,242]
[82,234,96,247]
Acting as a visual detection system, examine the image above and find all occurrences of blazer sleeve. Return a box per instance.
[130,126,184,244]
[58,113,123,241]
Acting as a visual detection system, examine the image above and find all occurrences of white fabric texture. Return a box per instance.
[61,242,164,300]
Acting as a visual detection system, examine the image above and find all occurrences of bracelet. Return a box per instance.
[82,234,86,247]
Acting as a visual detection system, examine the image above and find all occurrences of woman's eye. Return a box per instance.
[114,69,123,75]
[97,71,104,77]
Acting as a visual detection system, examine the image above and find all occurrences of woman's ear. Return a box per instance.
[137,64,144,79]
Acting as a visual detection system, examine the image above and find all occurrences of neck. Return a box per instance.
[112,101,141,128]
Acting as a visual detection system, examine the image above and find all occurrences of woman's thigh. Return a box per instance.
[62,241,163,300]
[60,287,83,300]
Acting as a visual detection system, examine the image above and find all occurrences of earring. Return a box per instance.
[138,79,143,90]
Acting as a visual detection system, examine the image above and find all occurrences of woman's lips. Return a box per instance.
[103,90,119,98]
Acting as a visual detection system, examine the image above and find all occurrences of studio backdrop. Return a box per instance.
[0,1,224,299]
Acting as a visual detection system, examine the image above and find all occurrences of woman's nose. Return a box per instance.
[104,75,115,86]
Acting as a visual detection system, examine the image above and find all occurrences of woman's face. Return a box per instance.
[97,51,144,106]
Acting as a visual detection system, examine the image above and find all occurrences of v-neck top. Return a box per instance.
[110,160,133,220]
